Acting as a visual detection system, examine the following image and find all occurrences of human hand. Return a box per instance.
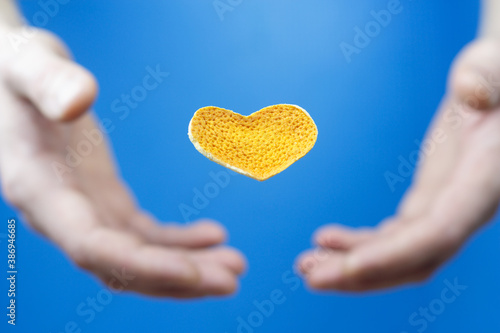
[0,26,246,298]
[296,38,500,292]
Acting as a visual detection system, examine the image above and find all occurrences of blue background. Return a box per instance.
[2,0,499,332]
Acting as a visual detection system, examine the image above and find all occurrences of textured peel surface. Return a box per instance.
[188,104,318,181]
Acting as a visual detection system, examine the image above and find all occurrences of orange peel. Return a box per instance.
[188,104,318,181]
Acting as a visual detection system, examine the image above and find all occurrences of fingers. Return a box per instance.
[299,180,486,293]
[313,224,375,250]
[131,263,239,299]
[177,262,239,296]
[299,248,436,292]
[296,248,339,275]
[297,219,449,292]
[189,246,247,275]
[131,215,228,248]
[448,38,500,110]
[79,227,202,287]
[79,227,244,298]
[3,175,243,298]
[0,150,242,298]
[3,30,97,121]
[154,220,227,248]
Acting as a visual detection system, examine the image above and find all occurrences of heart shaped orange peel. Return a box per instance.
[188,104,318,181]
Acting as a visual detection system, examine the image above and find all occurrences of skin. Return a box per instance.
[0,3,246,298]
[1,1,500,297]
[296,2,500,292]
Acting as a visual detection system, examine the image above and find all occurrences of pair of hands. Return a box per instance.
[1,27,500,298]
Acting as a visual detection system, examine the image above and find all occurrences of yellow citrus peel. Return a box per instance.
[188,104,318,181]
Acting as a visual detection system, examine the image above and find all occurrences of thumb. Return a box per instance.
[448,38,500,110]
[4,36,98,122]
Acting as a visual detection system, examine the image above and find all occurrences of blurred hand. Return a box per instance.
[297,38,500,292]
[0,26,245,298]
